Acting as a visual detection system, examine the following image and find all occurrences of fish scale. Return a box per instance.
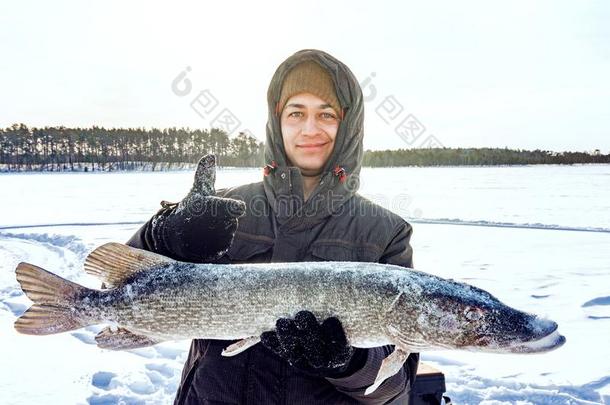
[91,262,396,345]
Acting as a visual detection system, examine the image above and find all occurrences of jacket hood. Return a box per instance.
[263,49,364,232]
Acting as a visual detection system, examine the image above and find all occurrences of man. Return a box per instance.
[126,49,419,404]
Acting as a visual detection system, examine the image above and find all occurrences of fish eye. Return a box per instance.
[464,307,484,321]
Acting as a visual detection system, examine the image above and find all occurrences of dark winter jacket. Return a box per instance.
[125,49,419,404]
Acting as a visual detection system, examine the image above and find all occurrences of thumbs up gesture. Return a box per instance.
[150,155,246,262]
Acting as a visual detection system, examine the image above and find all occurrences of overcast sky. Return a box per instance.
[1,1,608,152]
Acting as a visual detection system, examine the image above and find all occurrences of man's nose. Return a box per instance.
[302,115,321,136]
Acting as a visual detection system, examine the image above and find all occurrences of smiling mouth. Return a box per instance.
[298,142,328,149]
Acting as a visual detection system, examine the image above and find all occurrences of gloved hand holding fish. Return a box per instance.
[13,155,566,396]
[260,309,369,378]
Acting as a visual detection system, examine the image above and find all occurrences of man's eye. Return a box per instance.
[320,112,337,120]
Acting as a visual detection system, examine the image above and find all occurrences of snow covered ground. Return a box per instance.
[1,164,609,404]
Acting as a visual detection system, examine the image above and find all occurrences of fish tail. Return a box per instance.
[14,262,92,335]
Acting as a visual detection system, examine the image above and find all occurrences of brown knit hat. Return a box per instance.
[277,60,341,117]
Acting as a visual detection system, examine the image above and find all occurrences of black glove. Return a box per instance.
[150,154,246,262]
[260,310,368,378]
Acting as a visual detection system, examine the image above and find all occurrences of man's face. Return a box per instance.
[280,92,340,176]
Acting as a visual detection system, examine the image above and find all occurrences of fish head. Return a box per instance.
[389,278,565,354]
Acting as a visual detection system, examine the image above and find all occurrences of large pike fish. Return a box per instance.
[14,242,565,394]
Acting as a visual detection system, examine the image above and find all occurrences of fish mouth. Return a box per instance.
[468,317,566,354]
[511,320,566,353]
[512,328,566,353]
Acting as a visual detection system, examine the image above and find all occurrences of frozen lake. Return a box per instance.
[1,164,609,404]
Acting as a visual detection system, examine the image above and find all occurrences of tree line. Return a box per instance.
[0,124,264,171]
[363,147,610,166]
[1,124,608,172]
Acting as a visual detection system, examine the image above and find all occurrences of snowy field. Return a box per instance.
[1,164,609,404]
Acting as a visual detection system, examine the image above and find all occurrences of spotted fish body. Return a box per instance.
[14,242,566,395]
[82,261,405,346]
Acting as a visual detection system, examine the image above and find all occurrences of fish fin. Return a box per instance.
[16,262,88,305]
[95,326,161,350]
[15,304,87,335]
[84,242,176,288]
[364,347,410,396]
[14,262,92,335]
[221,336,261,357]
